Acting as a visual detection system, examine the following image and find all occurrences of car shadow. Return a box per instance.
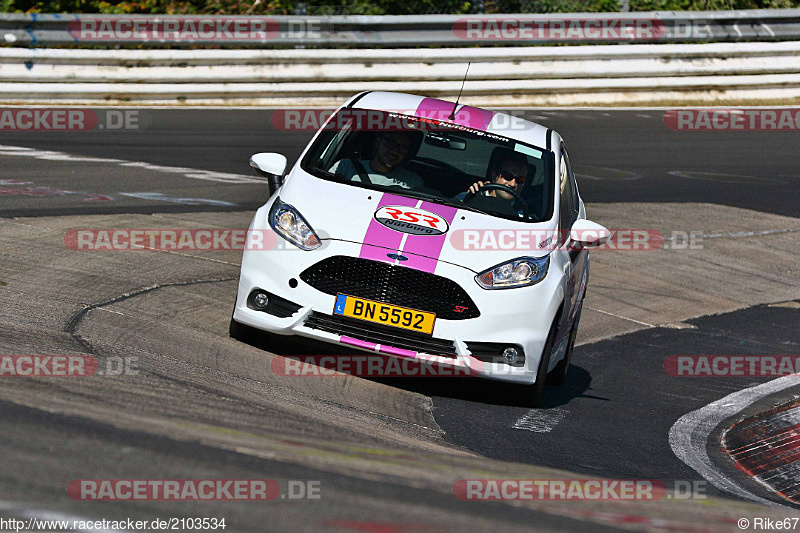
[371,365,595,409]
[236,327,597,409]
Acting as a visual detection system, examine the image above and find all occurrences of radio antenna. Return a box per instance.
[449,62,471,121]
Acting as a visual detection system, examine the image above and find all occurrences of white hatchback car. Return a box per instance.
[230,91,609,406]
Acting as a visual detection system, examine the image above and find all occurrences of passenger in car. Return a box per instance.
[330,131,424,189]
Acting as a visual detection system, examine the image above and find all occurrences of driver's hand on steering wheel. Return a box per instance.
[467,181,488,195]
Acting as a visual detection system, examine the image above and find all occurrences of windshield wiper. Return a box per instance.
[456,204,493,216]
[403,193,493,216]
[309,168,343,182]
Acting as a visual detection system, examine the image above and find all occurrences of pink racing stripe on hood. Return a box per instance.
[398,202,458,274]
[359,193,417,264]
[415,97,496,131]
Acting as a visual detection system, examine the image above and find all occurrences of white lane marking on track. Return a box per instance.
[119,192,237,206]
[513,408,568,433]
[584,306,657,328]
[0,144,263,185]
[0,500,123,532]
[574,167,641,181]
[667,170,786,185]
[668,374,800,507]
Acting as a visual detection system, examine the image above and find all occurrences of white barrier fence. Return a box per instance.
[2,41,800,106]
[3,10,800,47]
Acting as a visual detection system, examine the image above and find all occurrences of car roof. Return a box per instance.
[349,91,552,151]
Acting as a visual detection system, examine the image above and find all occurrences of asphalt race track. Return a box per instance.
[2,109,799,217]
[1,108,799,531]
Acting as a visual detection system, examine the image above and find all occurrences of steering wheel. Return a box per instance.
[462,183,531,219]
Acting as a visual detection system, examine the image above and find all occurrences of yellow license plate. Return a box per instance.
[333,294,436,335]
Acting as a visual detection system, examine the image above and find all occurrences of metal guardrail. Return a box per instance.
[2,40,800,106]
[1,10,800,47]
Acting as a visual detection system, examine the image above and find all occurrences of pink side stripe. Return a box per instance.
[341,336,377,351]
[379,345,417,359]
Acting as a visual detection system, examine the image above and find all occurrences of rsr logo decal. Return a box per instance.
[375,206,449,236]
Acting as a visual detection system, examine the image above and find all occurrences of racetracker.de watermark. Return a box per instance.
[449,229,703,251]
[272,354,478,377]
[66,17,320,42]
[452,17,665,41]
[63,229,320,251]
[665,355,800,377]
[269,108,533,132]
[454,479,668,500]
[64,229,705,252]
[0,109,145,131]
[664,109,800,131]
[0,355,137,377]
[67,480,321,501]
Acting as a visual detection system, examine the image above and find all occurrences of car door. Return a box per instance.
[555,144,584,348]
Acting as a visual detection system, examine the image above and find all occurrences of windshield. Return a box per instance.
[300,110,554,223]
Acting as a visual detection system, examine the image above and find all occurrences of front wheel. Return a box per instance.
[230,309,278,348]
[549,301,582,386]
[229,314,250,341]
[515,317,558,407]
[229,304,259,342]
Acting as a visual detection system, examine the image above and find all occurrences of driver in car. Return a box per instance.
[457,152,528,209]
[330,131,424,189]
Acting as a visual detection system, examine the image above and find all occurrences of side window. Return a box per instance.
[559,145,578,233]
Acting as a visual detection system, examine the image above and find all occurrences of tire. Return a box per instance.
[230,309,277,348]
[549,301,582,386]
[229,314,247,340]
[229,305,257,342]
[516,316,558,408]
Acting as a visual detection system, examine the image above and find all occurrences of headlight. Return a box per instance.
[475,256,549,289]
[268,198,321,250]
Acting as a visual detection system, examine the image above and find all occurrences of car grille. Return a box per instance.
[304,312,457,357]
[299,256,480,320]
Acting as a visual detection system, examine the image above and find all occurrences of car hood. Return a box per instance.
[280,170,556,275]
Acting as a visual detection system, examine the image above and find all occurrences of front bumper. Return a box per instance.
[233,209,565,384]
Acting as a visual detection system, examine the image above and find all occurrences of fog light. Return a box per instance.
[252,292,270,310]
[502,347,519,364]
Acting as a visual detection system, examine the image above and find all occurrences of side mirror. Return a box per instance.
[250,153,288,197]
[570,219,611,248]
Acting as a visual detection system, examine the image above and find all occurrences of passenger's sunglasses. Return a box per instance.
[495,170,526,185]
